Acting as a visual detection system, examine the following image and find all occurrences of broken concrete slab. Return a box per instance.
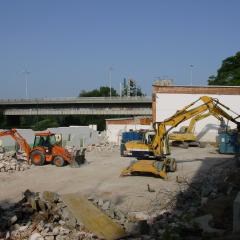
[61,193,126,240]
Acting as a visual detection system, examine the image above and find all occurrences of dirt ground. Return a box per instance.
[0,145,234,213]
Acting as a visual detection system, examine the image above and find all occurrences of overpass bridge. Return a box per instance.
[0,97,152,116]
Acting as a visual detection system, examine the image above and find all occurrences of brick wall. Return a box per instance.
[152,86,240,122]
[152,85,240,95]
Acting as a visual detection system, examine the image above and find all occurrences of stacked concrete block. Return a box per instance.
[48,126,101,148]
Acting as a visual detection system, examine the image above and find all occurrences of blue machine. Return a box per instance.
[218,130,240,154]
[121,131,143,143]
[120,131,143,156]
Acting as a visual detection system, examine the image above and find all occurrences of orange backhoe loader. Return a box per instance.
[0,129,85,167]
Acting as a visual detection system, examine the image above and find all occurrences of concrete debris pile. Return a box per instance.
[85,161,240,239]
[0,151,30,173]
[137,160,240,239]
[0,190,96,240]
[86,141,118,153]
[88,195,152,237]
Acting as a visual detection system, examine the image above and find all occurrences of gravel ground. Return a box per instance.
[0,145,234,213]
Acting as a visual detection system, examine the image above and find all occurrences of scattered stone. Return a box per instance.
[29,232,44,240]
[102,200,111,210]
[8,215,18,225]
[128,212,149,222]
[19,225,28,231]
[45,236,55,240]
[0,151,30,173]
[5,231,10,239]
[97,198,104,207]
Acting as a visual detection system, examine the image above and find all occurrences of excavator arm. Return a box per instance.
[168,112,225,147]
[152,96,240,158]
[121,96,240,178]
[0,129,31,163]
[186,112,223,134]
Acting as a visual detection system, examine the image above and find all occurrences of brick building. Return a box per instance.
[152,85,240,142]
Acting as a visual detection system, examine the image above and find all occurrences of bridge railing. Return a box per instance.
[0,96,152,104]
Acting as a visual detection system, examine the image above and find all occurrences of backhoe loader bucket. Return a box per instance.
[70,148,86,168]
[121,158,177,179]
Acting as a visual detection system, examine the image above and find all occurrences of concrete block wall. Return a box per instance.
[47,126,101,148]
[0,126,101,150]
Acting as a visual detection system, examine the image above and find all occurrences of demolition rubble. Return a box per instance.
[1,156,240,239]
[0,150,30,173]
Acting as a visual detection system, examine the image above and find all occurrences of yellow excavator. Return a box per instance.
[121,96,240,179]
[169,112,225,148]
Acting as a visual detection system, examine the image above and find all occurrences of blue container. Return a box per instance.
[120,131,143,156]
[121,131,143,143]
[218,130,240,154]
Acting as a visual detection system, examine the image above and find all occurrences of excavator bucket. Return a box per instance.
[70,148,86,168]
[121,158,177,179]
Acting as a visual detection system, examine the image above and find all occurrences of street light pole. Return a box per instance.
[189,65,194,86]
[23,70,30,98]
[109,67,113,98]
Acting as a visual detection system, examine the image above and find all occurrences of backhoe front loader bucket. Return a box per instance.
[70,148,86,168]
[121,158,177,179]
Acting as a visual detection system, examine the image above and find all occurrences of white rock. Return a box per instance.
[128,211,149,221]
[19,225,28,231]
[29,232,44,240]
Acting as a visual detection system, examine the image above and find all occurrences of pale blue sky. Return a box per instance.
[0,0,239,98]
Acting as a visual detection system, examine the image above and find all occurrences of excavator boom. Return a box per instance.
[122,96,240,178]
[169,111,224,147]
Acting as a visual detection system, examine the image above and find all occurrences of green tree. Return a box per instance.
[208,51,240,85]
[32,118,60,131]
[79,86,118,97]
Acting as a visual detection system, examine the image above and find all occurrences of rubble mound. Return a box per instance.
[0,190,96,240]
[0,151,30,173]
[86,142,118,152]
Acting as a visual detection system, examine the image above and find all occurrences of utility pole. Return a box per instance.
[189,65,194,86]
[120,82,122,97]
[23,70,30,98]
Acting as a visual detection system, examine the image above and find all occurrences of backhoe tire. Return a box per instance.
[30,150,45,166]
[53,156,65,167]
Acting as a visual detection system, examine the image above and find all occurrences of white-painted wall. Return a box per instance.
[106,124,152,144]
[0,126,100,150]
[155,93,240,142]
